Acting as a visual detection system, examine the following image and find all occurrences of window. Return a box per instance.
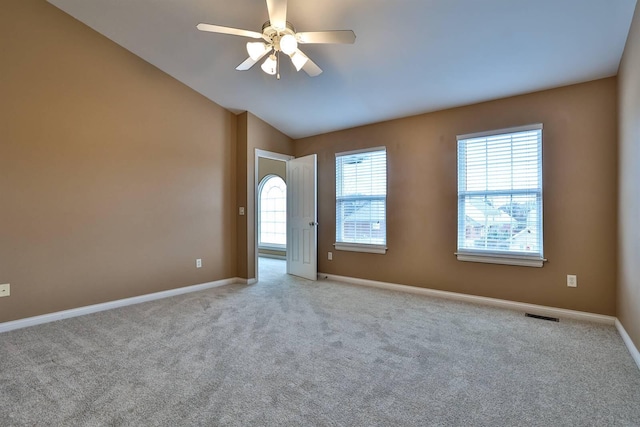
[258,175,286,249]
[456,124,544,267]
[335,147,387,254]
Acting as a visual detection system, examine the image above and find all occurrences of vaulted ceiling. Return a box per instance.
[48,0,637,138]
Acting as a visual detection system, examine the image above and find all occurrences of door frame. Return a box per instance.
[254,149,294,283]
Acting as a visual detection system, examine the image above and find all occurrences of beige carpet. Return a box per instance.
[1,257,639,426]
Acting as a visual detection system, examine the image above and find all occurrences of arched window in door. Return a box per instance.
[258,175,287,249]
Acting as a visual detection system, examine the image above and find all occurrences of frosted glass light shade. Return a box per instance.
[261,54,277,75]
[280,34,298,55]
[247,42,268,60]
[290,51,308,71]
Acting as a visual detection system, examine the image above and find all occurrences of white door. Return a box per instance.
[286,154,317,280]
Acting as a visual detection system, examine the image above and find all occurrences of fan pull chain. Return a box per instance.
[276,50,281,80]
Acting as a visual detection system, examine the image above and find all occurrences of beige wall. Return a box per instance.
[236,113,294,279]
[236,113,249,280]
[0,0,237,323]
[258,157,287,183]
[0,1,629,326]
[295,78,618,315]
[618,4,640,348]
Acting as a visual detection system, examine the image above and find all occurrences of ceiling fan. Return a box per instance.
[197,0,356,79]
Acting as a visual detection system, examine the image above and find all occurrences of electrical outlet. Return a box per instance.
[239,207,245,216]
[328,252,333,260]
[196,259,202,268]
[0,283,10,297]
[567,274,577,287]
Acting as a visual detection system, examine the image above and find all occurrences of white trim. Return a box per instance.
[255,149,294,162]
[615,319,640,371]
[334,242,387,254]
[0,278,243,334]
[257,174,287,251]
[318,273,615,325]
[457,123,543,141]
[456,252,546,267]
[259,244,286,251]
[235,277,257,285]
[335,146,386,157]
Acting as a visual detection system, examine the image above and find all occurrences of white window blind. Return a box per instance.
[456,124,544,267]
[335,147,387,253]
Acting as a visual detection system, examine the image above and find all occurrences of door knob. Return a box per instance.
[309,221,317,226]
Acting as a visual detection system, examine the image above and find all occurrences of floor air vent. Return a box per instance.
[525,313,559,322]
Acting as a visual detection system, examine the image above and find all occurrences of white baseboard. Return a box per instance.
[319,272,616,325]
[0,277,244,334]
[615,319,640,371]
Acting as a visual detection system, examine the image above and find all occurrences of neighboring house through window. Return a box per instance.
[335,147,387,254]
[456,124,544,267]
[258,175,286,249]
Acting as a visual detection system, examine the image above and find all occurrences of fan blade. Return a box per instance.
[296,30,356,44]
[266,0,287,30]
[236,49,271,71]
[301,55,322,77]
[197,23,263,39]
[236,57,258,71]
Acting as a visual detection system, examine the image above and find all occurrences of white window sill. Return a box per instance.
[335,242,387,254]
[455,252,546,267]
[259,244,286,251]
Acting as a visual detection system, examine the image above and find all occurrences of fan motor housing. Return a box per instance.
[261,20,296,40]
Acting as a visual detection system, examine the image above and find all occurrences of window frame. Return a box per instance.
[456,124,546,267]
[334,146,388,254]
[257,174,287,251]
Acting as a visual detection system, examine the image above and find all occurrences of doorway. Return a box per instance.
[255,149,293,281]
[254,149,318,282]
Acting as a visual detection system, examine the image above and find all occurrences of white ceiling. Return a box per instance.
[47,0,637,139]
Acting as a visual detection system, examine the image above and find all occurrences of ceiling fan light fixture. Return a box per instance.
[261,54,278,75]
[246,42,268,60]
[279,34,298,55]
[197,0,356,78]
[290,51,308,71]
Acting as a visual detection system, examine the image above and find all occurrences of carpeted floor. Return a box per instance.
[1,257,639,426]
